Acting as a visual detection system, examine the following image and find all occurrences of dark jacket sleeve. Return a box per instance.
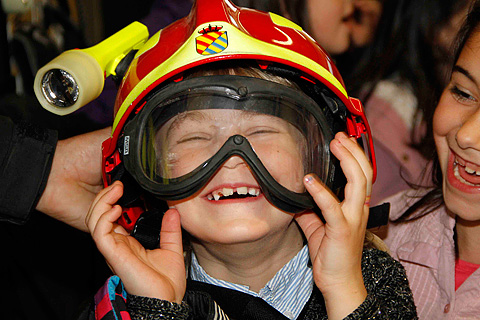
[0,116,58,224]
[346,248,418,320]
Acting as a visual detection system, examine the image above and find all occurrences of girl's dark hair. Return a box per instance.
[339,0,470,160]
[397,0,480,221]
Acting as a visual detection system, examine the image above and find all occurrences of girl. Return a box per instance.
[339,0,474,205]
[383,1,480,318]
[81,0,416,319]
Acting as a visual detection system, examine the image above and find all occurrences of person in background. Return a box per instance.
[382,1,480,317]
[0,115,112,320]
[339,0,474,205]
[234,0,382,55]
[0,1,189,318]
[0,116,109,230]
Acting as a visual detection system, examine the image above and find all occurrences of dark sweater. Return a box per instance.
[120,248,418,319]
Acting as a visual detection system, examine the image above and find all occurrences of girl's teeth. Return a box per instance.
[455,158,480,176]
[465,166,476,174]
[454,163,478,186]
[213,192,221,201]
[237,187,248,195]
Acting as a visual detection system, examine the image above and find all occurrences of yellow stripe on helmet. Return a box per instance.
[113,22,348,131]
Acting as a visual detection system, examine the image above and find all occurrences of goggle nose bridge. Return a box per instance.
[124,132,317,213]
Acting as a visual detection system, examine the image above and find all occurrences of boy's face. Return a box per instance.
[163,109,306,244]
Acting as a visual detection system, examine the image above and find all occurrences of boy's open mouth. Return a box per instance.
[206,186,261,201]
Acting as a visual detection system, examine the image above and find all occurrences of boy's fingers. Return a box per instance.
[92,205,128,264]
[295,210,323,240]
[330,134,370,212]
[335,133,373,195]
[86,182,124,233]
[159,209,184,255]
[303,174,346,228]
[89,181,121,211]
[92,205,123,244]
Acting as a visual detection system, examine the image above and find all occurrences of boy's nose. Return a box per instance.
[223,155,247,169]
[456,110,480,150]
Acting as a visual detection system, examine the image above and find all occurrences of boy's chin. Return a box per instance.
[191,220,286,245]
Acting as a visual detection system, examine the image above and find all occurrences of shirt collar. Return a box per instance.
[396,205,456,268]
[189,245,313,319]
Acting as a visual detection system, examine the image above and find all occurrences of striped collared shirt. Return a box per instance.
[190,245,313,320]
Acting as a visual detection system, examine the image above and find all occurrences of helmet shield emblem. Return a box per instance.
[196,26,228,55]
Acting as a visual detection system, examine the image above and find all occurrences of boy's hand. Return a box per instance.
[295,132,372,320]
[85,181,186,303]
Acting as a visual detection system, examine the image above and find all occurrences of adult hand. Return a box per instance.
[295,132,372,320]
[350,0,383,47]
[86,181,186,303]
[36,127,110,231]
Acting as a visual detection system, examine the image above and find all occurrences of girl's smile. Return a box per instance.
[448,150,480,192]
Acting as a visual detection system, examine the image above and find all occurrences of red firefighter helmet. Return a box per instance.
[101,0,376,231]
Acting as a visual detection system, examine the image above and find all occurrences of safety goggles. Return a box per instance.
[122,75,348,213]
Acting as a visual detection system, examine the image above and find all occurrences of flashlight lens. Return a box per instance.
[41,69,79,108]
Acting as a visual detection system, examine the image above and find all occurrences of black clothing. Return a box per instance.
[0,116,57,223]
[80,248,418,320]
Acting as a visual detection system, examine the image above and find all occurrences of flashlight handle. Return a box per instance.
[33,21,149,116]
[83,21,149,78]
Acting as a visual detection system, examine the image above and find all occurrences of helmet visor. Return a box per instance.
[122,76,339,210]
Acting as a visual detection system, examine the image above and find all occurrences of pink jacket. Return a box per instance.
[383,190,480,319]
[365,80,429,205]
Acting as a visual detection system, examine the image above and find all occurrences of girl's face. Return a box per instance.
[434,31,480,219]
[306,0,354,55]
[164,109,305,245]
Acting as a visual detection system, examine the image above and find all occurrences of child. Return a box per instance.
[234,0,382,55]
[83,0,416,319]
[340,0,474,205]
[382,1,480,318]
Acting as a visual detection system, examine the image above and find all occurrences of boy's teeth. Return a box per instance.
[237,187,248,195]
[248,187,259,196]
[207,186,261,200]
[223,188,234,196]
